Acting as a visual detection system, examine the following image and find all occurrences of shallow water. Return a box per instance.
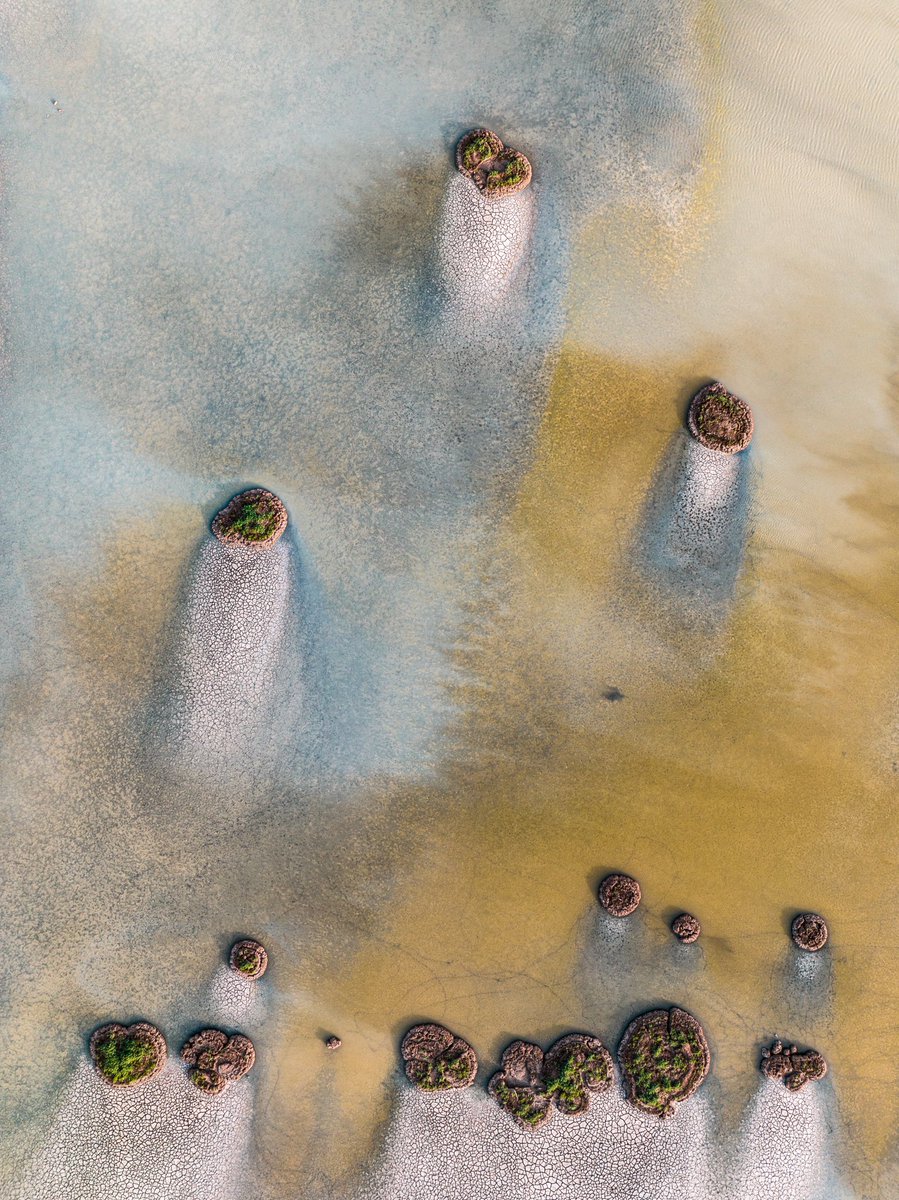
[0,0,897,1198]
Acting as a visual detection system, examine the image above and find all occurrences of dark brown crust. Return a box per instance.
[89,1022,167,1088]
[687,382,753,453]
[229,939,268,979]
[454,128,532,199]
[760,1040,827,1090]
[671,913,701,943]
[791,913,828,952]
[211,489,288,549]
[400,1023,477,1091]
[618,1008,710,1119]
[181,1028,256,1095]
[598,873,642,917]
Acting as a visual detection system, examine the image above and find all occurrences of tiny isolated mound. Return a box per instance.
[90,1021,167,1088]
[400,1023,478,1091]
[687,382,753,453]
[760,1039,828,1091]
[211,488,288,549]
[598,872,642,917]
[671,913,701,943]
[618,1008,710,1119]
[455,128,532,198]
[791,912,829,952]
[229,939,268,979]
[488,1033,615,1130]
[181,1028,256,1096]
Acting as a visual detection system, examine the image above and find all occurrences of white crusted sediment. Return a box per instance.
[13,1059,252,1200]
[356,1084,716,1200]
[728,1078,831,1199]
[166,537,291,765]
[434,174,533,315]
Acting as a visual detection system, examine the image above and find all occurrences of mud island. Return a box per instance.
[229,938,268,979]
[212,488,288,549]
[181,1028,256,1095]
[455,128,532,198]
[400,1023,477,1091]
[791,912,828,951]
[760,1040,827,1090]
[618,1008,710,1119]
[489,1033,614,1129]
[598,872,642,917]
[687,381,754,453]
[89,1021,167,1088]
[671,913,701,943]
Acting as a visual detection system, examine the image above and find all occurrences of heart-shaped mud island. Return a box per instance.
[455,129,532,198]
[181,1028,256,1096]
[488,1033,615,1129]
[401,1023,478,1091]
[618,1008,710,1119]
[90,1021,167,1088]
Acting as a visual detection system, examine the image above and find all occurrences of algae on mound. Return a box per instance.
[90,1022,167,1088]
[618,1008,710,1119]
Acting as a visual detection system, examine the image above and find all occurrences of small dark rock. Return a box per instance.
[325,1036,342,1050]
[671,913,701,943]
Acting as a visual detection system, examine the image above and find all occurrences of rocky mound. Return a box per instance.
[181,1029,256,1095]
[618,1008,710,1119]
[791,912,828,952]
[229,939,268,979]
[211,489,288,549]
[671,913,701,943]
[455,128,532,198]
[598,873,642,917]
[687,382,753,453]
[90,1021,167,1088]
[489,1033,614,1129]
[760,1040,827,1091]
[400,1023,477,1091]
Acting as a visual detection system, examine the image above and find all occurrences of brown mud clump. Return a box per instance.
[181,1029,256,1095]
[598,872,642,917]
[791,912,828,952]
[90,1022,167,1088]
[618,1008,711,1119]
[489,1033,614,1130]
[325,1035,342,1050]
[400,1023,477,1091]
[671,913,701,943]
[212,489,288,549]
[455,128,532,198]
[687,381,753,453]
[760,1039,827,1091]
[229,939,268,979]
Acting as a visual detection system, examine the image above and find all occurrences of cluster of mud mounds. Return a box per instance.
[90,1022,167,1088]
[181,1028,256,1096]
[401,1024,478,1091]
[687,381,754,453]
[618,1007,711,1120]
[791,912,829,952]
[760,1039,827,1091]
[455,128,532,198]
[212,488,288,549]
[598,872,642,917]
[229,938,269,979]
[488,1034,615,1129]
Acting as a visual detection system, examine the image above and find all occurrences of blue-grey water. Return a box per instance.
[1,1,896,1198]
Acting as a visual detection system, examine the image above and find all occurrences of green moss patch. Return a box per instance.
[618,1009,710,1119]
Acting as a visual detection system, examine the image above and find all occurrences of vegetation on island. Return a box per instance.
[489,1033,614,1129]
[401,1023,478,1091]
[455,128,532,198]
[687,382,754,453]
[90,1022,167,1088]
[212,489,288,549]
[229,938,268,979]
[618,1008,710,1119]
